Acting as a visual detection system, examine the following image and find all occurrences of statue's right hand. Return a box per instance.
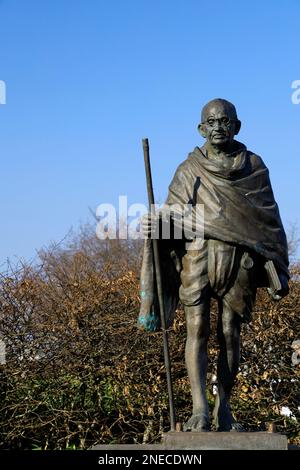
[141,212,158,238]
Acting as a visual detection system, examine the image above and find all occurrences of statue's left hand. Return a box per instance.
[267,272,289,301]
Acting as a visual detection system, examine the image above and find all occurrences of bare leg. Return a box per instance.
[213,300,244,431]
[183,301,211,431]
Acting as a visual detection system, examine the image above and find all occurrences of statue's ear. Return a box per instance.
[234,119,241,135]
[198,123,207,138]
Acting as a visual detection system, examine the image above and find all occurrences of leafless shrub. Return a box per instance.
[0,224,299,448]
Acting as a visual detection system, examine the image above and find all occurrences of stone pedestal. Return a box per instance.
[162,431,288,450]
[92,431,288,451]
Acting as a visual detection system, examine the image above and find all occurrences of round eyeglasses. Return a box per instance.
[203,117,236,128]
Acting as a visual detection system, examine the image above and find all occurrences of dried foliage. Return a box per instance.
[0,226,299,449]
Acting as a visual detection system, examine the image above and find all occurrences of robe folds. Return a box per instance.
[138,142,289,332]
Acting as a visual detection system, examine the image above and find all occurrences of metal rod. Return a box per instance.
[142,137,176,431]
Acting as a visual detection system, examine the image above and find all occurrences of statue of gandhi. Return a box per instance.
[139,98,289,432]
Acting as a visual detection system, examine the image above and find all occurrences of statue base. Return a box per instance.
[162,431,288,450]
[92,431,288,450]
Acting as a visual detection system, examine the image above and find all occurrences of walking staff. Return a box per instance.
[142,138,176,432]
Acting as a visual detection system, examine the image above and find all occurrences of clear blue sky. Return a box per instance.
[0,0,299,265]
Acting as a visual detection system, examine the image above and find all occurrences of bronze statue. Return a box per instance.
[138,99,289,432]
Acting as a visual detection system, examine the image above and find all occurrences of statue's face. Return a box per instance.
[199,103,240,147]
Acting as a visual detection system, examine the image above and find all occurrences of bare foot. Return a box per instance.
[230,422,245,432]
[183,412,211,432]
[213,394,245,432]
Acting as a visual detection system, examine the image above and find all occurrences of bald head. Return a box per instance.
[201,98,238,123]
[198,98,241,149]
